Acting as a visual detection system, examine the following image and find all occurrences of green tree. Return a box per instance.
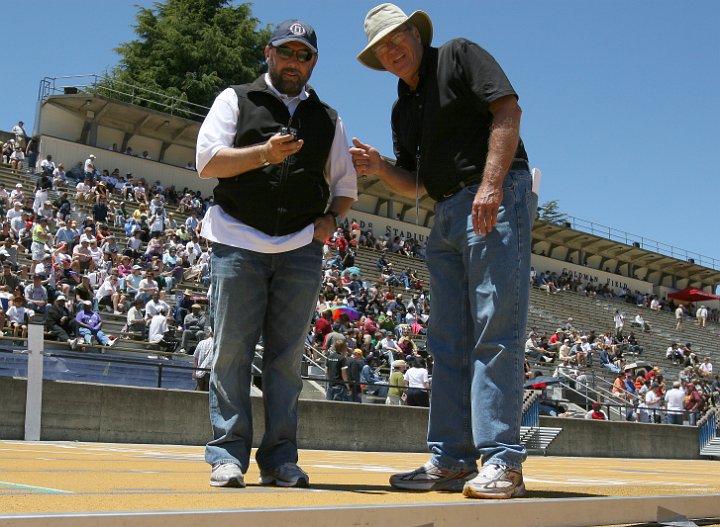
[537,200,568,225]
[105,0,270,115]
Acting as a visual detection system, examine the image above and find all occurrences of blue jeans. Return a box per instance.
[425,169,535,472]
[205,240,324,473]
[78,326,109,345]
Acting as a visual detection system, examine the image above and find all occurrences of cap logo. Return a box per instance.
[289,23,306,36]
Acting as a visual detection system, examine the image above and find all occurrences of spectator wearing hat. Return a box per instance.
[325,338,350,401]
[584,401,608,420]
[172,288,194,326]
[179,304,208,354]
[72,239,95,273]
[386,359,407,405]
[30,217,52,263]
[11,121,27,148]
[639,382,663,423]
[84,154,96,181]
[696,305,708,328]
[75,300,116,348]
[10,183,25,204]
[9,145,25,171]
[193,328,214,391]
[125,297,147,340]
[685,382,704,426]
[46,295,78,349]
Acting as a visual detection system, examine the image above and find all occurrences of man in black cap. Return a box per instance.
[196,19,357,489]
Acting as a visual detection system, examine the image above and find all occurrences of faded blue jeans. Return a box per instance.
[205,240,324,473]
[426,169,536,472]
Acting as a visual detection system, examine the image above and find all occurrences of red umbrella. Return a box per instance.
[667,287,720,302]
[329,305,361,321]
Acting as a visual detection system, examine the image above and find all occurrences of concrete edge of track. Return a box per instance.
[1,494,719,527]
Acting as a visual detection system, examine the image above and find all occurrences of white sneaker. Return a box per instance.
[210,463,245,488]
[106,336,117,347]
[462,464,526,499]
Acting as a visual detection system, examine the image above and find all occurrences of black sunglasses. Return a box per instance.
[274,46,315,63]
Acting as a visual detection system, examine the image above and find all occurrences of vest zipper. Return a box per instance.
[273,116,294,236]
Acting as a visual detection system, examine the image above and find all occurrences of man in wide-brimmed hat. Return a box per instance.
[351,3,534,499]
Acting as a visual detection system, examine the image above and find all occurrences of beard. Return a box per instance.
[267,56,311,97]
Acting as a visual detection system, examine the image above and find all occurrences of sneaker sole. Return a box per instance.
[210,476,245,488]
[259,476,309,488]
[462,481,526,499]
[390,471,477,492]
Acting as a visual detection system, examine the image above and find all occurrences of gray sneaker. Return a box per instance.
[210,463,245,488]
[259,462,309,488]
[390,461,478,491]
[462,463,526,499]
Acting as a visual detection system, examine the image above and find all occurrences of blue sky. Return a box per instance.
[3,0,719,268]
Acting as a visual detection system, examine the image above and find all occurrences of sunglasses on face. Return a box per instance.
[274,46,315,63]
[373,27,410,57]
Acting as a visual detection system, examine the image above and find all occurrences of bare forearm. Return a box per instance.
[481,103,521,191]
[199,145,268,179]
[377,162,426,200]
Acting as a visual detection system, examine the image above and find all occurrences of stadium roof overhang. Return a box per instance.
[42,93,200,150]
[532,220,720,290]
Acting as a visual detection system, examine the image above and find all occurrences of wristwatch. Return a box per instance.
[258,145,270,167]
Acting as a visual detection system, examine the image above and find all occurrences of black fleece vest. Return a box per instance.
[212,76,337,236]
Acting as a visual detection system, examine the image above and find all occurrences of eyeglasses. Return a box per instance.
[372,26,410,57]
[273,46,315,63]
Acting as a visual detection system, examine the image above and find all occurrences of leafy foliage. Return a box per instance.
[104,0,270,113]
[537,200,568,225]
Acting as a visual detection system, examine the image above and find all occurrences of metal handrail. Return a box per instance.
[38,74,210,121]
[541,216,720,271]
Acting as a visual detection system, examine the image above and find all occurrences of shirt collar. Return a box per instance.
[397,45,435,97]
[264,73,309,105]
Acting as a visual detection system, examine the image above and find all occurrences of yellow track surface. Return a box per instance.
[1,441,719,516]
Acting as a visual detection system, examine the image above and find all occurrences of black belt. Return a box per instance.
[439,159,530,200]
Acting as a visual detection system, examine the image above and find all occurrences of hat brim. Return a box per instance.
[269,37,317,53]
[357,10,433,71]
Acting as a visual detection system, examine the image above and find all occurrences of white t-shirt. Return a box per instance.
[665,388,686,413]
[148,314,168,343]
[404,367,429,389]
[196,76,357,254]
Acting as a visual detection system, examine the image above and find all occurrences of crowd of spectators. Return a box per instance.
[525,268,719,425]
[0,148,213,355]
[531,266,720,324]
[312,223,432,406]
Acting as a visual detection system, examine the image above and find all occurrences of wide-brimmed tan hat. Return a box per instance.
[357,3,432,71]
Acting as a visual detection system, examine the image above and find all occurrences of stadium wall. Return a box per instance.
[38,135,214,196]
[0,377,702,459]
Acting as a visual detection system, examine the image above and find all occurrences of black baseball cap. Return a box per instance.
[268,20,317,53]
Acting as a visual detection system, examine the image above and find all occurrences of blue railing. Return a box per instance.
[521,395,540,427]
[699,409,718,450]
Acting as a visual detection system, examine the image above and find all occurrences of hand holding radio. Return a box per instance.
[261,126,303,165]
